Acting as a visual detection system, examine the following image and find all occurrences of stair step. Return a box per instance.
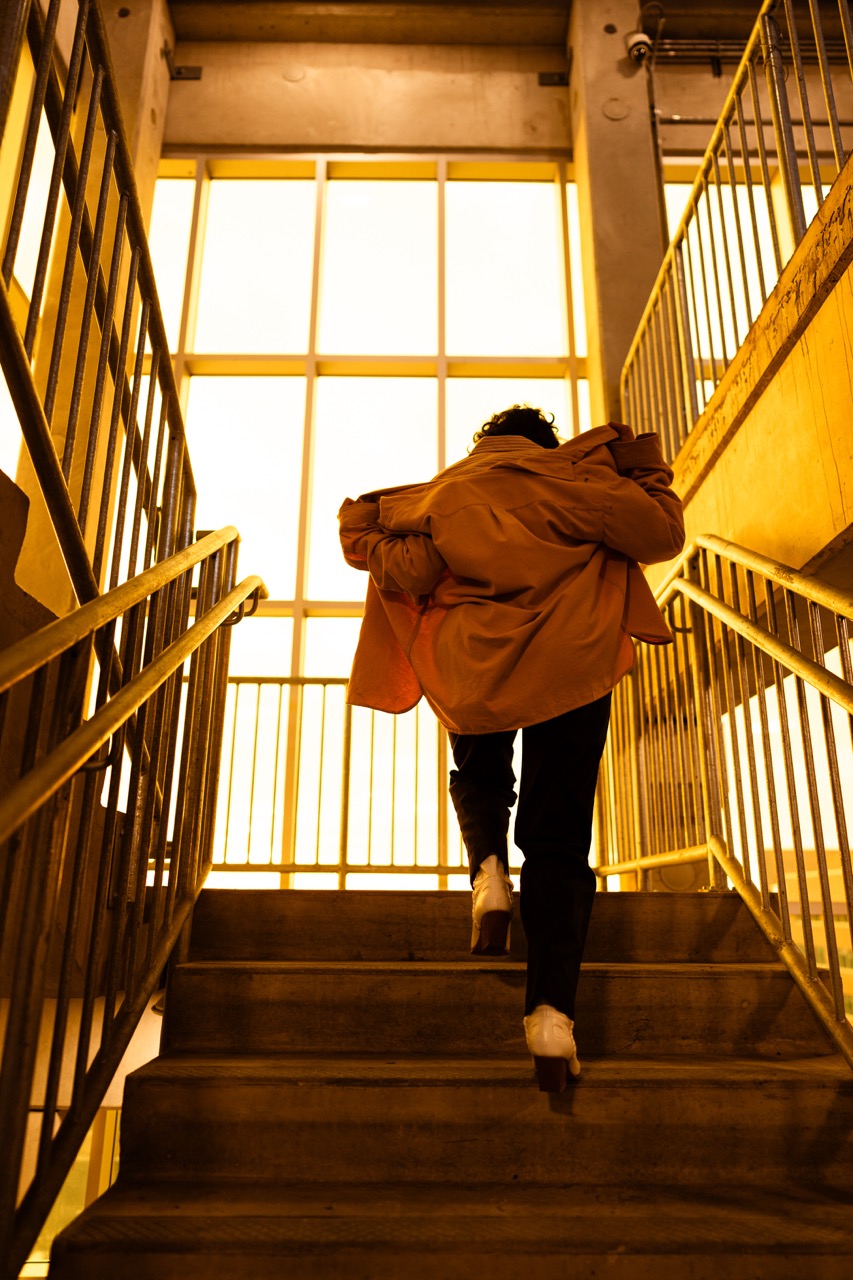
[50,1181,853,1279]
[188,889,778,964]
[163,960,833,1058]
[119,1054,853,1192]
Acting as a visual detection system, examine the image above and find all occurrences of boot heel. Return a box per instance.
[533,1055,569,1093]
[470,910,510,956]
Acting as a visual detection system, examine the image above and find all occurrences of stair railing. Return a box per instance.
[596,534,853,1070]
[621,0,853,453]
[0,0,196,604]
[0,526,266,1279]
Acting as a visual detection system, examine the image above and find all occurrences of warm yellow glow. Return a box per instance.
[193,180,316,353]
[444,377,570,464]
[665,181,784,359]
[228,618,294,675]
[308,376,438,599]
[5,111,55,301]
[205,871,283,888]
[303,618,362,676]
[319,181,438,355]
[566,182,588,358]
[0,367,21,480]
[184,377,305,597]
[346,703,441,868]
[146,179,195,350]
[576,378,592,433]
[445,182,565,356]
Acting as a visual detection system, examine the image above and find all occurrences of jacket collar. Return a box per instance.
[471,424,619,461]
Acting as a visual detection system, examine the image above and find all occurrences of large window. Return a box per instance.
[148,156,589,884]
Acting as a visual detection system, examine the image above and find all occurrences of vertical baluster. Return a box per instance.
[1,0,63,285]
[22,0,91,357]
[747,57,784,276]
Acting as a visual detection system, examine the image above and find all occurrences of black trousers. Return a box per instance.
[448,693,612,1019]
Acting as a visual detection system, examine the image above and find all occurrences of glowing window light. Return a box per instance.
[194,180,316,353]
[303,618,362,677]
[566,182,588,358]
[445,377,570,464]
[185,376,305,598]
[0,367,21,481]
[228,618,294,676]
[319,180,438,355]
[308,376,437,600]
[446,182,565,356]
[147,179,196,350]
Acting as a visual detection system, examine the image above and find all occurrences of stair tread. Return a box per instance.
[175,959,786,974]
[134,1052,852,1087]
[55,1181,853,1252]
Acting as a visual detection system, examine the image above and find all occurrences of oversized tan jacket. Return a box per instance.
[338,423,685,735]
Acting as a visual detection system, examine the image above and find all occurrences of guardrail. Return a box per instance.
[622,0,853,454]
[0,526,265,1277]
[0,0,195,603]
[207,676,480,886]
[595,534,853,1069]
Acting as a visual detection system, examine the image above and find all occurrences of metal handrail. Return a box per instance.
[0,526,241,695]
[0,572,265,846]
[621,0,853,452]
[596,533,853,1071]
[0,531,266,1276]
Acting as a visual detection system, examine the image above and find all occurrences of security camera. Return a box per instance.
[625,31,653,63]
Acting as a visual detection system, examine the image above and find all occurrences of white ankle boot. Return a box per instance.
[523,1004,581,1091]
[470,855,513,955]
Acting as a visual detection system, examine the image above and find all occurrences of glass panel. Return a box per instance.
[446,182,565,356]
[566,182,588,358]
[184,377,305,597]
[445,378,570,464]
[227,617,293,676]
[0,364,21,479]
[318,180,438,355]
[193,180,315,352]
[308,376,438,599]
[303,617,362,677]
[147,179,196,350]
[9,112,55,302]
[576,379,592,434]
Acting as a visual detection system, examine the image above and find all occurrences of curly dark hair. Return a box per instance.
[473,404,559,450]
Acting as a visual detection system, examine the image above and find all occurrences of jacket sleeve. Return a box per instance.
[601,435,685,565]
[339,499,448,597]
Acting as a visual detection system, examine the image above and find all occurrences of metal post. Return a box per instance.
[760,11,807,248]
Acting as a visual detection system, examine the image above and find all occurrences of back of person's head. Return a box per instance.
[473,404,559,450]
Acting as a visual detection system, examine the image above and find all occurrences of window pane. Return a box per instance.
[576,379,592,434]
[148,179,195,350]
[445,378,570,464]
[303,618,362,677]
[0,365,21,480]
[318,181,437,355]
[227,617,293,677]
[193,180,315,352]
[308,377,437,599]
[184,377,305,597]
[566,182,588,358]
[446,182,565,356]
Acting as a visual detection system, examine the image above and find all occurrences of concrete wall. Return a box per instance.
[163,41,571,152]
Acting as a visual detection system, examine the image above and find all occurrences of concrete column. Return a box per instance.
[102,0,174,227]
[568,0,666,424]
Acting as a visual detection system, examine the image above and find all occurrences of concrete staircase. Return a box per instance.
[52,889,853,1277]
